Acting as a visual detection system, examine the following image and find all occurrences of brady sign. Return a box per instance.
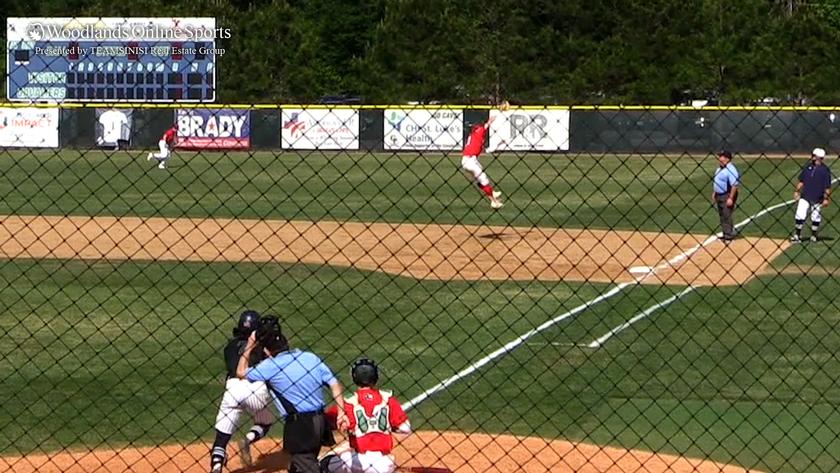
[176,109,250,149]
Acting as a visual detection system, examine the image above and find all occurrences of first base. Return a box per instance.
[628,266,652,274]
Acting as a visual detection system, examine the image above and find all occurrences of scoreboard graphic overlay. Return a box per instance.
[7,18,218,102]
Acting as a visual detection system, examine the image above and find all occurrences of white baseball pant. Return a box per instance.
[323,450,396,473]
[461,155,490,187]
[214,378,275,435]
[795,198,822,223]
[152,140,170,160]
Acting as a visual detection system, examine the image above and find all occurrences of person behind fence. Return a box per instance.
[462,114,504,209]
[711,150,740,242]
[320,358,412,473]
[147,123,178,169]
[790,147,832,243]
[209,310,276,473]
[237,316,349,473]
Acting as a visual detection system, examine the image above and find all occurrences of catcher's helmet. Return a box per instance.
[233,309,261,338]
[256,315,288,352]
[351,358,379,387]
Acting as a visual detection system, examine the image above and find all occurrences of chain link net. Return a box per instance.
[1,101,838,473]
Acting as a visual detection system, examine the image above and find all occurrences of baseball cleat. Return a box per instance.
[810,235,818,242]
[158,161,166,169]
[490,199,504,209]
[790,235,801,242]
[492,190,502,199]
[238,438,253,467]
[210,463,223,473]
[146,152,153,161]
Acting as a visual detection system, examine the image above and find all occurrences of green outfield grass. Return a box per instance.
[0,149,838,472]
[1,149,833,238]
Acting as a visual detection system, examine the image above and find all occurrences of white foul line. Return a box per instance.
[403,282,631,410]
[586,175,840,348]
[587,287,696,348]
[403,176,839,408]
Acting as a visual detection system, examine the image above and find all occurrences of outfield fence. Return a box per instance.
[1,104,839,473]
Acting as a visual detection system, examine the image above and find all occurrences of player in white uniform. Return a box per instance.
[210,310,276,473]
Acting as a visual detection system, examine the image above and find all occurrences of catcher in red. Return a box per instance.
[321,358,412,473]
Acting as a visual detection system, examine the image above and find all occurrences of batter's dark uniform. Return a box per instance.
[792,154,832,242]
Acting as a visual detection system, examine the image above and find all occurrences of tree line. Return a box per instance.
[4,0,840,105]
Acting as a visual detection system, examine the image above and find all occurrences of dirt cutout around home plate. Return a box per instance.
[0,215,787,286]
[0,431,766,473]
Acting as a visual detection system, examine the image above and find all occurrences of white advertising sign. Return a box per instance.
[0,107,59,148]
[488,109,570,151]
[281,108,359,150]
[384,109,463,150]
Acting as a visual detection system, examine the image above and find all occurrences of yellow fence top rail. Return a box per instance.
[1,101,839,111]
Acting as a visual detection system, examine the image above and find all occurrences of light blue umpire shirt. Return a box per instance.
[714,162,740,195]
[246,349,337,417]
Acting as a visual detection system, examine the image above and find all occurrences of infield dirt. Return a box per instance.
[0,431,766,473]
[0,215,788,286]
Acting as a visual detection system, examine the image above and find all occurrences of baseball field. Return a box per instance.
[0,149,838,472]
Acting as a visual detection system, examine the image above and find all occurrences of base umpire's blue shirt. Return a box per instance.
[799,163,832,204]
[246,349,337,416]
[714,162,741,195]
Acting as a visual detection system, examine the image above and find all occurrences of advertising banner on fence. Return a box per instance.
[281,108,359,150]
[96,108,133,149]
[0,107,59,148]
[488,109,570,151]
[384,109,463,150]
[176,109,250,149]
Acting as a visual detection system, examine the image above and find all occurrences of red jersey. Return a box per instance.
[463,124,487,157]
[326,388,408,454]
[162,127,177,145]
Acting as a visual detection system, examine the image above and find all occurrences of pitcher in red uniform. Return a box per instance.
[321,358,411,473]
[147,124,178,169]
[462,114,503,209]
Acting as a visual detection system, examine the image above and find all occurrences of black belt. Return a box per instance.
[285,409,324,422]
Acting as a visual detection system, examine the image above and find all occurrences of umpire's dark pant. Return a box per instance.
[715,193,735,240]
[284,412,333,473]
